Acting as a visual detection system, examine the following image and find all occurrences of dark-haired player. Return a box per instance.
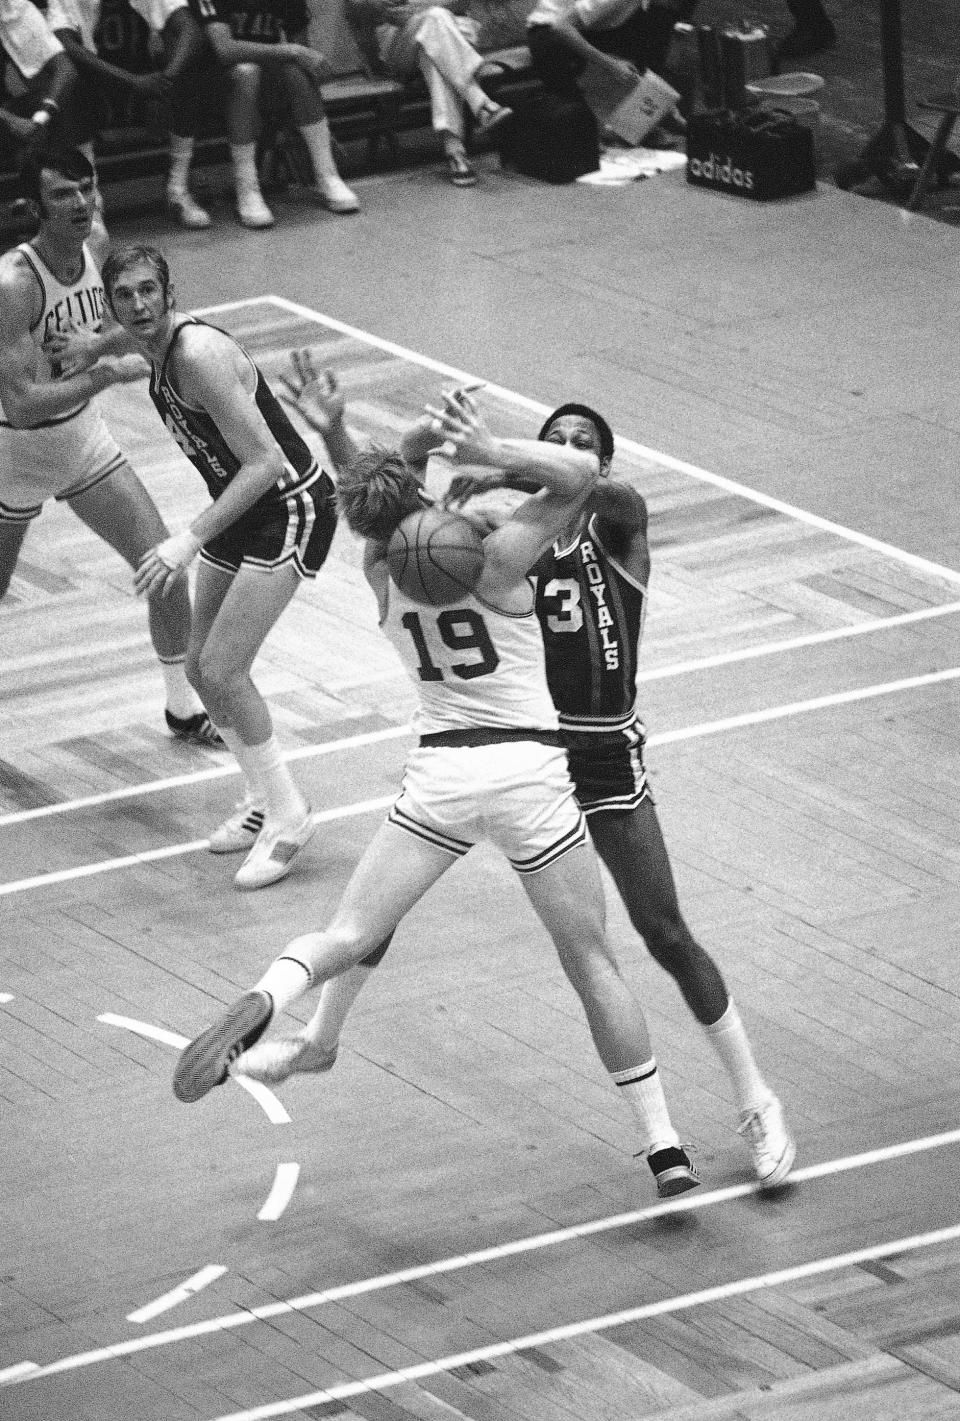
[0,146,218,746]
[243,378,796,1190]
[172,379,700,1200]
[101,243,337,889]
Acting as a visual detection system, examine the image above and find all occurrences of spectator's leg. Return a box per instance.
[411,10,499,122]
[526,22,585,97]
[226,63,275,228]
[165,66,212,229]
[280,62,359,213]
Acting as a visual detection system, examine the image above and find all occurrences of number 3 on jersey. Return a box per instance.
[541,577,583,633]
[402,609,500,681]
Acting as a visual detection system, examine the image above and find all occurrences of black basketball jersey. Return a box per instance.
[149,317,316,504]
[533,513,648,732]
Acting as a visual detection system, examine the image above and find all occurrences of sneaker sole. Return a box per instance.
[173,992,272,1103]
[655,1167,701,1198]
[757,1137,797,1191]
[234,816,316,891]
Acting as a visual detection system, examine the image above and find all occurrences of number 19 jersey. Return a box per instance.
[381,580,559,735]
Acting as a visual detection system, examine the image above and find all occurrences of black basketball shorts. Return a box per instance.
[200,471,337,579]
[562,717,653,816]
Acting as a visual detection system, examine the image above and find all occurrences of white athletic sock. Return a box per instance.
[231,141,262,195]
[298,117,339,181]
[216,730,305,824]
[255,953,314,1013]
[158,655,203,718]
[704,1001,771,1114]
[167,133,194,195]
[302,965,373,1051]
[611,1058,680,1154]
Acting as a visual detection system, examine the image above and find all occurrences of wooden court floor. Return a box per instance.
[2,167,960,1420]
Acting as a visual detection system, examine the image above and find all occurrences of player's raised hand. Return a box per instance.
[278,350,345,433]
[423,386,497,466]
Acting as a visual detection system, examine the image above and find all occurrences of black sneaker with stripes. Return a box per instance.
[165,709,225,747]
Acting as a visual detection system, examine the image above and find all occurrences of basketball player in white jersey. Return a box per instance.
[0,145,219,745]
[172,378,700,1199]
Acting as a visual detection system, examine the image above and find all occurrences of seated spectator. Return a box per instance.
[347,0,512,187]
[190,0,358,228]
[526,0,686,111]
[49,0,216,228]
[0,0,77,161]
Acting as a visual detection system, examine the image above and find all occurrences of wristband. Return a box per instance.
[156,529,202,572]
[31,109,52,128]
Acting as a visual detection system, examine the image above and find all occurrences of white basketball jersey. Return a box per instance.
[381,581,560,735]
[0,242,106,426]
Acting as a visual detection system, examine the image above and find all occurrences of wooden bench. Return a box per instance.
[0,46,538,235]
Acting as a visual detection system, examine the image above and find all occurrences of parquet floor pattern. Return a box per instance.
[2,299,959,1420]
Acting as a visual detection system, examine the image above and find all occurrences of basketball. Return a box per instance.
[386,507,485,606]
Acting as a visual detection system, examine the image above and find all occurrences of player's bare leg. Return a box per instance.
[176,823,455,1099]
[522,840,699,1197]
[0,520,30,599]
[66,466,220,743]
[188,559,312,887]
[589,802,795,1188]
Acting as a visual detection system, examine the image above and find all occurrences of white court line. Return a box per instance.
[2,667,957,901]
[5,601,960,835]
[0,796,394,898]
[0,725,410,829]
[127,1266,227,1325]
[98,1014,289,1124]
[98,1013,189,1049]
[207,1221,960,1421]
[635,600,960,682]
[252,294,960,589]
[0,1363,39,1383]
[6,1125,959,1389]
[258,1164,301,1221]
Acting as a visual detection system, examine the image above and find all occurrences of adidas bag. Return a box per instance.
[511,92,600,184]
[686,108,816,201]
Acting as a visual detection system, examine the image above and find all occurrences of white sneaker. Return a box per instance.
[236,188,275,229]
[315,176,359,213]
[739,1095,796,1189]
[167,189,212,230]
[208,798,265,855]
[234,808,315,890]
[232,1034,337,1084]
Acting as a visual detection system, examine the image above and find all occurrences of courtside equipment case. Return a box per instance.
[512,91,600,183]
[686,107,816,200]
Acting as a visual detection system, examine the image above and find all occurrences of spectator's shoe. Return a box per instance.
[167,189,212,230]
[233,1034,338,1085]
[476,103,513,138]
[646,1144,700,1198]
[234,807,315,890]
[738,1095,796,1190]
[165,709,225,747]
[775,18,836,61]
[208,798,266,855]
[236,189,275,229]
[446,152,478,187]
[173,990,273,1102]
[315,176,360,213]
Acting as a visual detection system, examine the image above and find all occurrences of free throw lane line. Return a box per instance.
[128,1267,227,1326]
[5,1125,960,1388]
[251,294,960,588]
[2,666,958,899]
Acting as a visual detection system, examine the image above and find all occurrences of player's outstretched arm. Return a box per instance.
[278,350,360,476]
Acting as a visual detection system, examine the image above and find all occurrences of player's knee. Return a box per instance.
[643,917,696,972]
[231,62,262,96]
